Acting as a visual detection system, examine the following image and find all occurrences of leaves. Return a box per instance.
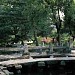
[0,0,74,45]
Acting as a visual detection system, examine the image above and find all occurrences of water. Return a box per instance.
[13,68,75,75]
[8,61,75,75]
[13,71,74,75]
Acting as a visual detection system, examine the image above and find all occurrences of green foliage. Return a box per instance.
[64,0,75,35]
[0,0,75,46]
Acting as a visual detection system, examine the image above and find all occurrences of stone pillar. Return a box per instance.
[49,43,53,53]
[40,46,42,54]
[23,43,28,53]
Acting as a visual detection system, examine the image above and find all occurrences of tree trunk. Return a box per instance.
[21,40,24,46]
[57,30,60,46]
[51,6,61,46]
[73,36,75,41]
[56,7,62,46]
[33,31,39,46]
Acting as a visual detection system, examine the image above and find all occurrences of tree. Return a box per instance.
[25,0,52,46]
[44,0,74,45]
[0,0,31,45]
[0,0,74,46]
[64,0,75,40]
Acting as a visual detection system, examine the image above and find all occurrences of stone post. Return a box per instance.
[23,43,28,53]
[39,44,42,54]
[49,43,53,53]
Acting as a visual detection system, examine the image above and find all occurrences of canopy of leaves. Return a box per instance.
[0,0,74,46]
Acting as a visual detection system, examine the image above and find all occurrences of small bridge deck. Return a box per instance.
[1,56,75,66]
